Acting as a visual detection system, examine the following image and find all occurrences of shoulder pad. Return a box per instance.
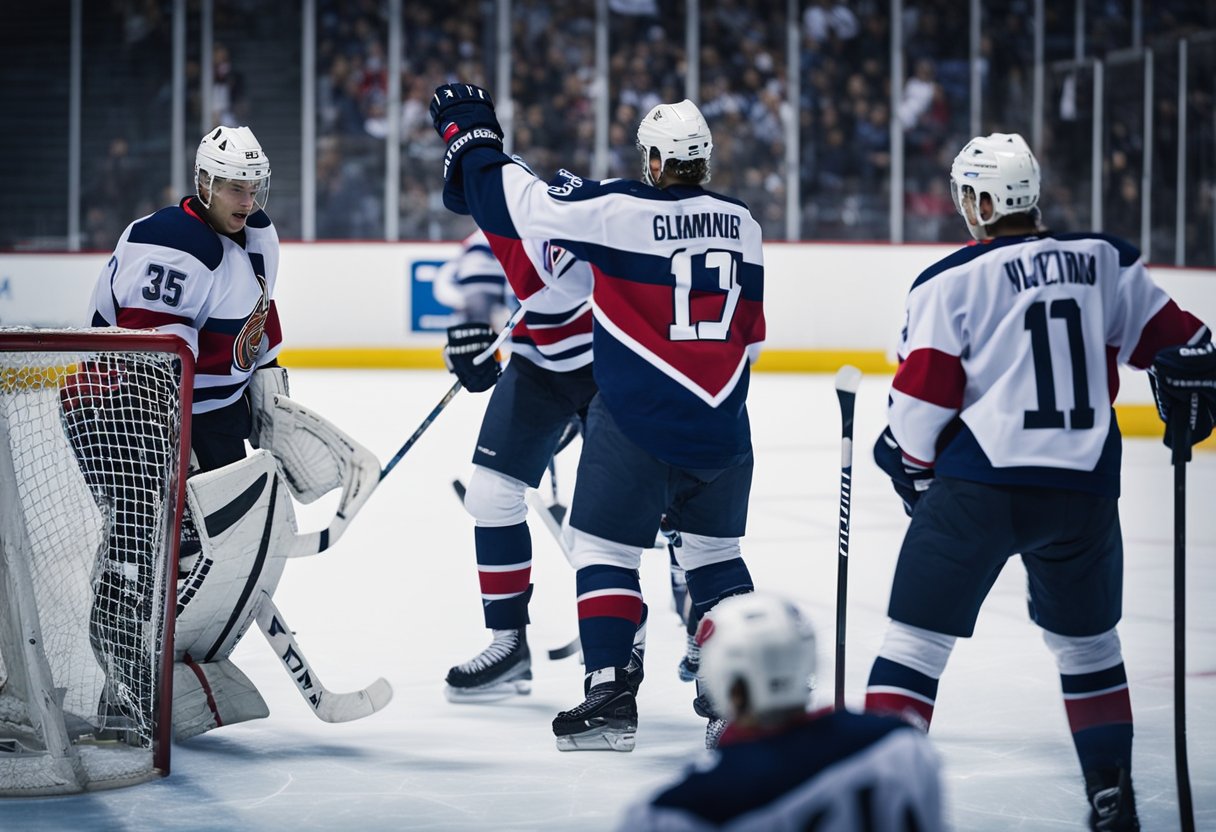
[128,204,223,270]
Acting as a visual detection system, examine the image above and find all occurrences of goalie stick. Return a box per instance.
[833,365,862,710]
[255,592,393,723]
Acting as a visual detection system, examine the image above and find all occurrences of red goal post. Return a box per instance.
[0,327,193,794]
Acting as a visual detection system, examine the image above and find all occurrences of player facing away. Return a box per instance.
[431,84,764,752]
[617,593,945,832]
[87,125,382,740]
[866,132,1212,832]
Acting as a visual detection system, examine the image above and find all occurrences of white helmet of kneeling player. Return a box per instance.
[195,125,271,212]
[950,132,1040,240]
[696,592,816,723]
[636,99,713,187]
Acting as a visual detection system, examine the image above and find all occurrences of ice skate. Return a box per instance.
[553,667,637,752]
[693,690,726,749]
[677,632,700,682]
[1085,767,1139,831]
[444,629,532,702]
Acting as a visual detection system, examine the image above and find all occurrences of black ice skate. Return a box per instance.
[1085,767,1140,831]
[693,690,727,749]
[444,629,532,702]
[553,667,637,752]
[625,603,648,695]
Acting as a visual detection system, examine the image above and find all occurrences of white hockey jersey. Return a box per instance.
[891,231,1207,496]
[617,710,944,832]
[457,151,766,469]
[89,197,283,414]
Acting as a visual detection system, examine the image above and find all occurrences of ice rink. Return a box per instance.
[2,368,1213,831]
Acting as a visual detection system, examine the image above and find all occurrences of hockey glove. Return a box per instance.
[873,426,935,517]
[444,322,500,393]
[1150,339,1216,462]
[430,83,503,185]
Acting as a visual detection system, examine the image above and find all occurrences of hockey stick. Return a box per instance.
[1169,415,1196,832]
[255,592,393,723]
[472,304,526,366]
[833,365,862,711]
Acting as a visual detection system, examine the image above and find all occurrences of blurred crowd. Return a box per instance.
[54,0,1216,260]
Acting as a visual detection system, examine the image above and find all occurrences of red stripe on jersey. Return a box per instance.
[483,231,545,300]
[865,691,934,730]
[1064,688,1132,734]
[515,312,592,346]
[478,566,531,596]
[892,348,965,410]
[264,302,283,352]
[577,593,644,624]
[197,330,237,374]
[116,308,194,330]
[1128,300,1206,369]
[593,269,762,398]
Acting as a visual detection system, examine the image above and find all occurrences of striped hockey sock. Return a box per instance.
[474,523,532,630]
[576,565,643,673]
[865,656,939,730]
[1061,663,1134,773]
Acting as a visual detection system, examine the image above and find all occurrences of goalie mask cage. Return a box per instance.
[0,328,192,795]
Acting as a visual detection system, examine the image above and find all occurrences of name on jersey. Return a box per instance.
[653,212,741,241]
[1004,250,1096,294]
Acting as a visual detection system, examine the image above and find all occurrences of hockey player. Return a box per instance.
[432,226,516,331]
[866,132,1212,832]
[617,593,945,831]
[86,125,382,739]
[431,84,764,752]
[439,219,600,701]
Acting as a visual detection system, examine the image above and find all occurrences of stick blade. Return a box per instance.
[548,637,581,661]
[834,364,862,394]
[452,479,467,502]
[316,677,394,723]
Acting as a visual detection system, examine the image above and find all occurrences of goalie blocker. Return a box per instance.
[172,369,386,739]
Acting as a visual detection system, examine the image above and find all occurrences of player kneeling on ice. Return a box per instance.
[867,132,1211,832]
[88,125,390,740]
[617,593,944,832]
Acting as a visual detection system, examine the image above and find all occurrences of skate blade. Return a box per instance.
[444,678,532,703]
[555,726,636,752]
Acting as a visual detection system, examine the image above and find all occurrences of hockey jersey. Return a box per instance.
[617,710,944,832]
[89,197,283,415]
[891,231,1207,496]
[458,151,765,469]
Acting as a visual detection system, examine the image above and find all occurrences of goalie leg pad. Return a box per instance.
[173,658,269,740]
[175,450,295,664]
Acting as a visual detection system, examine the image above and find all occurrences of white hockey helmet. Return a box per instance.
[195,125,271,211]
[949,132,1040,239]
[696,592,816,722]
[636,99,713,186]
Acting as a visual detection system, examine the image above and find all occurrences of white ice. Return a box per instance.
[2,369,1212,831]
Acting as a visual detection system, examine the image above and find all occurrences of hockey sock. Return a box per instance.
[575,565,643,673]
[865,657,939,730]
[1061,663,1134,774]
[683,558,753,629]
[474,523,532,630]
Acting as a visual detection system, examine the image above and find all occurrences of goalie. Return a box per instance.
[84,125,386,740]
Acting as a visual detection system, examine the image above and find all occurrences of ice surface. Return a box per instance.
[2,369,1211,830]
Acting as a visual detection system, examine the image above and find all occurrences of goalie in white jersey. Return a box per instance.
[866,133,1212,832]
[618,593,944,832]
[84,126,384,740]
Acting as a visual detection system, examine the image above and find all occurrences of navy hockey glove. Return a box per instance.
[444,322,500,393]
[1150,339,1216,462]
[430,84,503,185]
[873,426,935,517]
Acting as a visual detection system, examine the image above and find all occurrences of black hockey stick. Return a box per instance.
[833,366,862,711]
[380,379,462,481]
[1169,413,1196,832]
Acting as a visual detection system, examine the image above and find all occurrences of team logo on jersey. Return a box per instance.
[233,274,269,372]
[547,169,583,197]
[543,242,571,276]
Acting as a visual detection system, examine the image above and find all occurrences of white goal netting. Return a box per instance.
[0,328,190,795]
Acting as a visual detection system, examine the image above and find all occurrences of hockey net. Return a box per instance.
[0,328,192,795]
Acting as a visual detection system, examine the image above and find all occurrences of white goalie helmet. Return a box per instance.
[636,99,713,186]
[195,125,271,211]
[949,132,1040,239]
[696,592,816,722]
